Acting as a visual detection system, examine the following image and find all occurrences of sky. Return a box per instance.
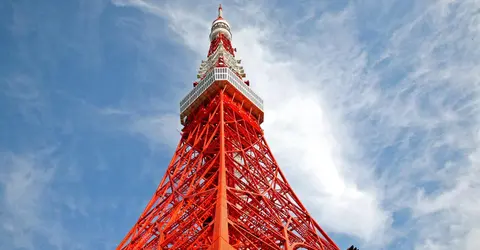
[0,0,479,249]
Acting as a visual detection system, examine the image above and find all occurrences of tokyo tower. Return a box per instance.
[117,5,341,250]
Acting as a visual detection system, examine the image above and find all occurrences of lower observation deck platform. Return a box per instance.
[180,67,264,125]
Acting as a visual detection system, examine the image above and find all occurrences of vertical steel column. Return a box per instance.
[211,92,231,249]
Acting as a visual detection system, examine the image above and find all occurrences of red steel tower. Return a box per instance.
[118,5,340,250]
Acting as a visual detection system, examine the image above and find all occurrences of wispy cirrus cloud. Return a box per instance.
[111,0,480,249]
[0,149,66,250]
[2,0,477,249]
[111,0,388,247]
[0,1,131,249]
[0,147,114,250]
[361,1,480,249]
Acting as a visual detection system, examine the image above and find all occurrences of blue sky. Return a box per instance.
[1,0,479,249]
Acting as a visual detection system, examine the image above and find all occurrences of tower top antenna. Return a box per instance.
[218,4,223,18]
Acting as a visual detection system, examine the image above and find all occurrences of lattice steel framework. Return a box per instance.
[117,5,340,250]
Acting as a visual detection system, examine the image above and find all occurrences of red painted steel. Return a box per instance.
[208,33,235,57]
[117,5,340,250]
[117,92,340,250]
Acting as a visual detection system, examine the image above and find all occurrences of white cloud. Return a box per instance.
[111,0,480,249]
[0,149,65,250]
[369,1,480,249]
[111,0,388,245]
[97,106,182,149]
[130,113,182,149]
[0,148,92,250]
[2,73,49,125]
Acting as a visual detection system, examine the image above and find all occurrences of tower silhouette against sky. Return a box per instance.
[117,5,341,250]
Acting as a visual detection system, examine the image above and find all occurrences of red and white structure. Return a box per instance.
[117,5,341,250]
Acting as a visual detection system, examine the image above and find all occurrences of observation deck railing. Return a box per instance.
[180,67,263,116]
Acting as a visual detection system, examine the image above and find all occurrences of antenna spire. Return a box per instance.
[218,4,223,18]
